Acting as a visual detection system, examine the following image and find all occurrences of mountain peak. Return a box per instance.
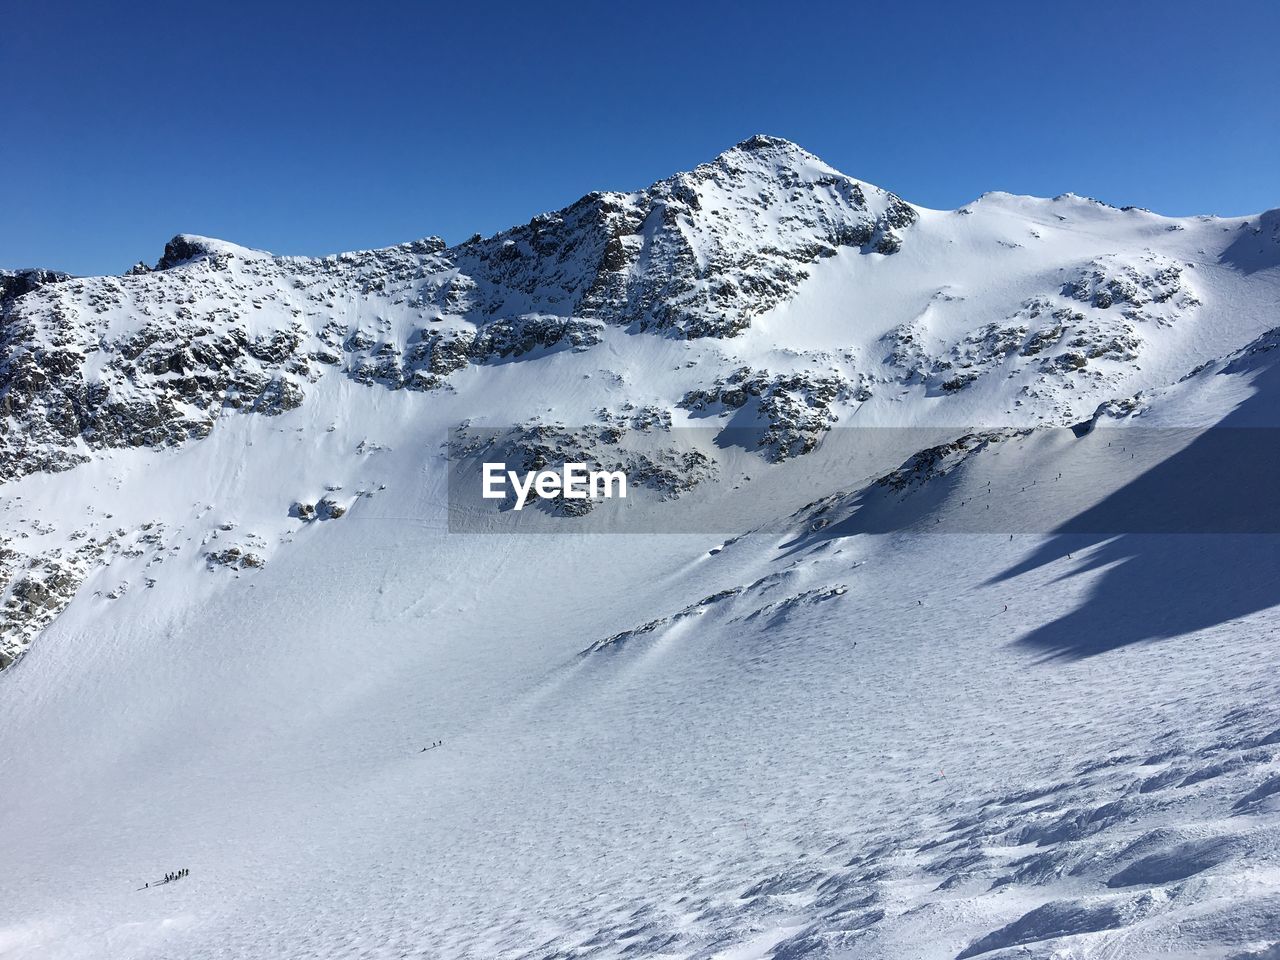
[706,134,830,173]
[154,234,271,271]
[728,133,804,154]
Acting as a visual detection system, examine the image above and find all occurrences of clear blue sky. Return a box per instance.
[5,0,1277,276]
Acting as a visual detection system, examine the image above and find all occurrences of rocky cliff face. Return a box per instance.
[1,268,72,310]
[454,134,917,338]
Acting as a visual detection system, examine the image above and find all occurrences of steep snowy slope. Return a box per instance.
[2,137,1279,960]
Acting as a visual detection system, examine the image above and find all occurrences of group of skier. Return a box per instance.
[143,868,189,888]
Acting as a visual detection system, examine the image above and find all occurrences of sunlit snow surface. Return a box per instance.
[2,141,1280,959]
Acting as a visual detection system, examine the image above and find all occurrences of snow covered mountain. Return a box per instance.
[2,136,1279,959]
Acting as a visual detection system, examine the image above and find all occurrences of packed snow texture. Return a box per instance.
[2,136,1280,959]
